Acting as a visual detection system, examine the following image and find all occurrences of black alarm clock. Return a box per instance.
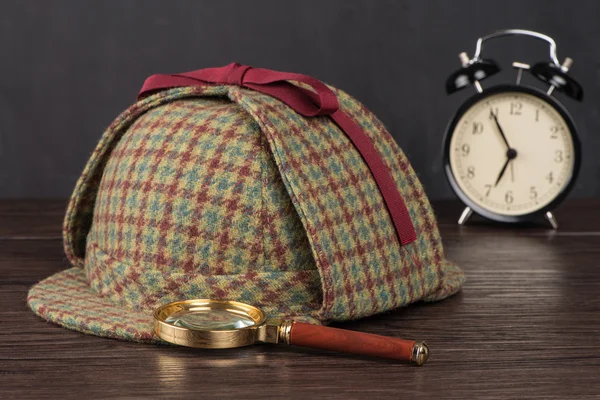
[443,29,583,229]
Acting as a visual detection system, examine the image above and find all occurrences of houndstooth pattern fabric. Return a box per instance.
[28,81,464,342]
[233,86,463,320]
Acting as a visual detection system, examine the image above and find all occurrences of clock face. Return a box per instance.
[446,86,578,218]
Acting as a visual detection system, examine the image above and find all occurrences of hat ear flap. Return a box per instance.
[64,107,143,267]
[230,85,464,321]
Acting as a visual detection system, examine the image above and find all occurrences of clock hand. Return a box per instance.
[490,110,512,149]
[494,148,518,187]
[510,161,514,182]
[494,158,510,187]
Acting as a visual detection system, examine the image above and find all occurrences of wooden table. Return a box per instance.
[1,199,599,399]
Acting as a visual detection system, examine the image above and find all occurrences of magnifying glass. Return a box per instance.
[154,299,429,365]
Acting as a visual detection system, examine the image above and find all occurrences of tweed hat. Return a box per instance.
[28,64,464,343]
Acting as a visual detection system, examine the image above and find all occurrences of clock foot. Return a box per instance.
[545,211,558,230]
[458,207,473,225]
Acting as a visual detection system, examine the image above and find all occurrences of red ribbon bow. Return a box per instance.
[138,63,417,246]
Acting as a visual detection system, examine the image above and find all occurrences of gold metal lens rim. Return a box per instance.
[153,299,267,349]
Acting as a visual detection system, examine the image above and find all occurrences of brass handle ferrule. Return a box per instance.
[278,320,294,345]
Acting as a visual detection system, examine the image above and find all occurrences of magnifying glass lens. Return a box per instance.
[165,307,257,330]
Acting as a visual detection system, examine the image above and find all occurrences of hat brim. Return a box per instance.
[27,267,326,343]
[27,267,159,343]
[27,262,464,343]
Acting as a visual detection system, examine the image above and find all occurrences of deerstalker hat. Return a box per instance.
[28,64,464,342]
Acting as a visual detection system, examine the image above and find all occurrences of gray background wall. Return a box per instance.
[2,0,599,199]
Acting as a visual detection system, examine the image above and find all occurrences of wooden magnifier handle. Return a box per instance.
[282,321,429,365]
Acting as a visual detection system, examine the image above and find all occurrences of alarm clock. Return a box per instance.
[443,29,583,229]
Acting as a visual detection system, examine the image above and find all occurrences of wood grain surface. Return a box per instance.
[1,199,599,399]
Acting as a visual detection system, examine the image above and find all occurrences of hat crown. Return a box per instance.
[83,96,321,313]
[89,98,314,276]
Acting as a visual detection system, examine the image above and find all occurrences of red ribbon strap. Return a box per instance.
[138,63,417,246]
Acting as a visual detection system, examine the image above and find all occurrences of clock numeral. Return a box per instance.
[461,143,470,157]
[484,184,492,197]
[472,122,484,135]
[530,186,538,199]
[550,125,562,139]
[467,166,475,179]
[546,171,554,184]
[488,108,499,120]
[535,109,540,122]
[555,150,563,163]
[509,101,522,115]
[505,191,514,204]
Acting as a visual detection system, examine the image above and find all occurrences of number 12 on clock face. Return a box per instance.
[444,85,580,223]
